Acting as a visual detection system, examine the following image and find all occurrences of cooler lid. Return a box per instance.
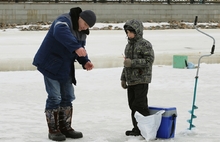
[149,106,177,117]
[149,106,176,111]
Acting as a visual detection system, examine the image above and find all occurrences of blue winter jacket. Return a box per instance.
[33,13,89,83]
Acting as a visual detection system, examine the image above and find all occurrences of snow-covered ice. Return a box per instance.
[0,23,220,142]
[1,26,219,71]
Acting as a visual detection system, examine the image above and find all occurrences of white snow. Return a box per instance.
[0,22,220,142]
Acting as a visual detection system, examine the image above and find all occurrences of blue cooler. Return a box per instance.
[149,106,177,139]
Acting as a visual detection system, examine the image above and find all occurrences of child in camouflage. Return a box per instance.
[120,19,155,136]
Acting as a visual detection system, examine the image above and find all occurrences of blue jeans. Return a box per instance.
[44,76,75,109]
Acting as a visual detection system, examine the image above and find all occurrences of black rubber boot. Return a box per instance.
[45,109,66,141]
[125,110,141,136]
[125,128,141,136]
[59,106,83,139]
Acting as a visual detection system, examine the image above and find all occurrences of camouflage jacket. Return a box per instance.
[120,19,154,86]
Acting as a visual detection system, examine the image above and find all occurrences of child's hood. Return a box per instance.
[124,19,143,38]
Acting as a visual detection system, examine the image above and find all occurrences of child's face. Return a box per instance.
[127,30,135,39]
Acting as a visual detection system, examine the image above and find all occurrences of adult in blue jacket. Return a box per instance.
[33,7,96,141]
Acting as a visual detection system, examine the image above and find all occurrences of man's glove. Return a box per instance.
[124,58,131,67]
[121,81,128,89]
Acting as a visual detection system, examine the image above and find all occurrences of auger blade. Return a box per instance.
[192,114,197,118]
[193,105,198,109]
[187,119,192,123]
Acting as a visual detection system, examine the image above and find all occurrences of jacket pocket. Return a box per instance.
[44,54,63,75]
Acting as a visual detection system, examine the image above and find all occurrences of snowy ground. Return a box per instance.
[0,23,220,142]
[1,65,220,142]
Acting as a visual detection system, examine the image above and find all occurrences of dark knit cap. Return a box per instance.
[80,10,96,27]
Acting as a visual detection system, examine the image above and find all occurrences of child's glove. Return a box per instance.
[124,58,131,67]
[121,81,128,89]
